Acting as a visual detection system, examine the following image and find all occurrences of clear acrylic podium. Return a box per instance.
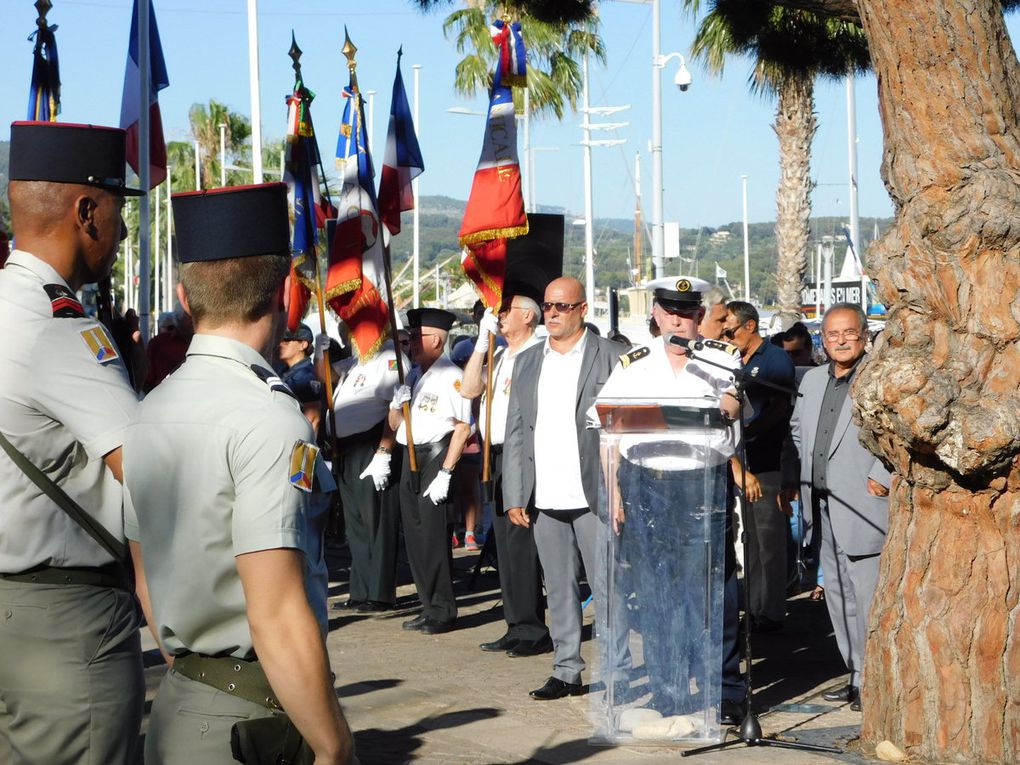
[590,399,731,745]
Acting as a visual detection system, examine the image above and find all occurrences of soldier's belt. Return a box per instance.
[0,562,128,590]
[173,652,282,711]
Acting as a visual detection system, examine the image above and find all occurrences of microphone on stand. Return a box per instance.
[666,334,705,354]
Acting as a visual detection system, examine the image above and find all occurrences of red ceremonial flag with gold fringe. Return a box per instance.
[458,18,528,309]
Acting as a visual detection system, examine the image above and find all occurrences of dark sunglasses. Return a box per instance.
[541,301,583,313]
[721,327,739,340]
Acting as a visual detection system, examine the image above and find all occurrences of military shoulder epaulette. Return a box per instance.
[703,338,740,356]
[619,346,650,368]
[43,284,85,318]
[250,365,297,400]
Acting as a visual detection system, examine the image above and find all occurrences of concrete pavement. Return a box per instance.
[139,539,875,764]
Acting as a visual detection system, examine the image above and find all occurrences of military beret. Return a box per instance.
[407,308,456,331]
[172,183,291,263]
[9,121,145,196]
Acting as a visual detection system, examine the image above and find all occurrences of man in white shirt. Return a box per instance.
[461,291,550,658]
[503,277,630,700]
[388,309,472,634]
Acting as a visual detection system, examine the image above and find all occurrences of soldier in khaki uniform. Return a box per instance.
[123,183,356,765]
[0,121,145,765]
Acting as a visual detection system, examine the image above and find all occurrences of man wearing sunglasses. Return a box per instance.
[503,276,631,701]
[721,301,796,634]
[791,303,889,712]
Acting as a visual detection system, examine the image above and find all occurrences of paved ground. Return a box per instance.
[138,537,876,764]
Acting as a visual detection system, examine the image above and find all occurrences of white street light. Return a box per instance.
[218,122,227,187]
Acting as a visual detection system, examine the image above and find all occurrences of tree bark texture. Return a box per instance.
[773,74,817,329]
[852,1,1020,762]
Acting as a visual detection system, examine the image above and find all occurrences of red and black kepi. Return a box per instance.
[171,183,291,263]
[8,121,145,197]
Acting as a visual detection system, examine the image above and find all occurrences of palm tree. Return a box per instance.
[690,0,869,326]
[187,100,252,189]
[443,3,605,120]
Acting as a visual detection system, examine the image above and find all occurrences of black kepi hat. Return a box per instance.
[8,121,145,196]
[172,183,291,263]
[407,308,456,332]
[649,275,712,308]
[282,325,314,344]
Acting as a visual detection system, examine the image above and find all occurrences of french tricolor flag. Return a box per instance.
[378,48,424,237]
[119,0,169,189]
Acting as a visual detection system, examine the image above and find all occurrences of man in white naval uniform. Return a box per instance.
[598,277,745,724]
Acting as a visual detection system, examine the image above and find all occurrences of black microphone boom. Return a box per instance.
[666,334,704,352]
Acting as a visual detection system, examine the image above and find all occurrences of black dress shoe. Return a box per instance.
[529,676,584,700]
[507,635,553,658]
[823,684,859,703]
[479,634,519,653]
[750,616,783,634]
[850,698,861,712]
[356,601,393,613]
[420,618,455,635]
[720,699,745,726]
[402,614,427,631]
[334,598,366,610]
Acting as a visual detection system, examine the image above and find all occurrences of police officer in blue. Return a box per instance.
[0,121,145,764]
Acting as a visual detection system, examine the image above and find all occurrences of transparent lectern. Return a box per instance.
[590,399,732,745]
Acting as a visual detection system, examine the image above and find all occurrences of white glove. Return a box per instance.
[474,309,500,354]
[424,469,452,505]
[390,384,412,410]
[359,451,392,491]
[313,333,331,361]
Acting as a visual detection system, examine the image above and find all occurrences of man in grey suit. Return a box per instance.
[791,303,891,711]
[504,276,630,700]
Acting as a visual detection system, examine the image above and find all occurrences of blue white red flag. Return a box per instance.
[458,18,528,308]
[119,0,169,189]
[327,85,390,361]
[284,72,335,331]
[27,18,60,121]
[378,48,424,237]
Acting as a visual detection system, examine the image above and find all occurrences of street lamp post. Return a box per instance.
[646,0,692,279]
[218,122,227,187]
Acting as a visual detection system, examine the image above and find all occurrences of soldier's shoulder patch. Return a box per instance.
[619,346,650,368]
[79,324,120,364]
[388,358,398,371]
[703,338,740,357]
[250,365,297,400]
[289,440,319,493]
[44,284,85,318]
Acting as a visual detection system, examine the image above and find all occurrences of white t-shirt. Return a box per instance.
[396,356,471,445]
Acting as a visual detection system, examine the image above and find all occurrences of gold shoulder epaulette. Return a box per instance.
[703,338,740,356]
[619,346,650,368]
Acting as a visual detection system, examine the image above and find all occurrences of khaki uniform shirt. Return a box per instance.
[124,334,335,659]
[0,250,137,572]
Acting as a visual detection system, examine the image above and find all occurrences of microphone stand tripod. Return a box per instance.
[674,341,840,758]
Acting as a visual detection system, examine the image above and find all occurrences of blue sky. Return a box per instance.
[2,0,1017,228]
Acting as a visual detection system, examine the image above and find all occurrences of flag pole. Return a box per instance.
[344,30,420,489]
[247,0,264,183]
[289,35,340,482]
[137,0,151,341]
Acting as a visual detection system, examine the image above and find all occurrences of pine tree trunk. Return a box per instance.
[773,74,816,327]
[852,1,1020,762]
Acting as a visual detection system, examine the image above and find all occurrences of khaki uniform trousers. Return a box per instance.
[146,667,276,765]
[0,580,144,764]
